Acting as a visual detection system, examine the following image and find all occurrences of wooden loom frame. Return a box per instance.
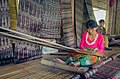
[0,27,107,73]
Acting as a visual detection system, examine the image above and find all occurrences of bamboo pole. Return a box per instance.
[0,32,62,50]
[40,59,88,73]
[71,0,76,47]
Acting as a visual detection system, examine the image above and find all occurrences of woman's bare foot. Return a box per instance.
[70,61,80,67]
[54,58,66,64]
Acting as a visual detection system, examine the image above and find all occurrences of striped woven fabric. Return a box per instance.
[89,54,120,79]
[58,0,75,47]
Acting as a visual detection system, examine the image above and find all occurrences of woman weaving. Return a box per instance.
[55,19,104,67]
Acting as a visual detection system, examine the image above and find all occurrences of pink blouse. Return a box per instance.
[80,32,104,54]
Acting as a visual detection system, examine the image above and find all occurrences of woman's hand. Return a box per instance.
[92,48,103,56]
[92,48,99,54]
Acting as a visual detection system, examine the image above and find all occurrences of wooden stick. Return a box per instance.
[40,59,88,73]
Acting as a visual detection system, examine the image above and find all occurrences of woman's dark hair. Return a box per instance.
[99,19,105,23]
[86,19,98,29]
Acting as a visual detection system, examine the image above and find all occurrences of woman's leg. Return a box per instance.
[70,61,80,67]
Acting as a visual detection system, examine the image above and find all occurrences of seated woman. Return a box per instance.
[55,19,104,67]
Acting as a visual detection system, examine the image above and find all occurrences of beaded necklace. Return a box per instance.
[86,32,98,45]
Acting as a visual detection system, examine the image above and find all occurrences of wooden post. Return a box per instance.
[71,0,76,47]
